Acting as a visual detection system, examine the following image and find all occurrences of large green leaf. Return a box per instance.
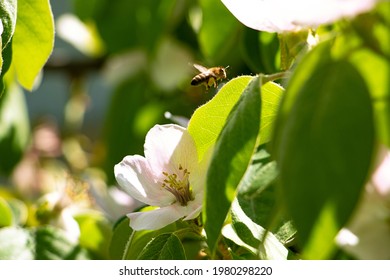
[137,233,186,260]
[188,75,251,159]
[274,59,374,259]
[204,76,261,256]
[12,0,54,90]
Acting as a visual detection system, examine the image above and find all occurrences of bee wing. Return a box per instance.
[193,64,209,73]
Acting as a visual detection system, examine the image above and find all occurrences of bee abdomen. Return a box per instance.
[191,74,207,86]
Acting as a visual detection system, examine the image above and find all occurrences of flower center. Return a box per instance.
[161,165,193,206]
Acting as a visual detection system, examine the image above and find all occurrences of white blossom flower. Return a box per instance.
[114,124,209,231]
[221,0,380,33]
[36,178,92,242]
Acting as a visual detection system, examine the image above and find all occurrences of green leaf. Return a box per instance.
[0,0,17,50]
[0,82,29,175]
[188,76,282,160]
[34,226,90,260]
[349,49,390,147]
[0,227,34,260]
[110,212,180,260]
[12,0,54,90]
[137,233,186,260]
[222,200,288,260]
[237,147,278,228]
[274,58,374,259]
[188,75,252,160]
[258,82,284,145]
[0,197,13,227]
[237,147,296,245]
[75,212,112,259]
[204,75,261,256]
[109,216,133,260]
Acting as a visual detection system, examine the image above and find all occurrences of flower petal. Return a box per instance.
[144,124,198,178]
[189,145,213,194]
[114,155,175,206]
[222,0,379,33]
[127,205,185,231]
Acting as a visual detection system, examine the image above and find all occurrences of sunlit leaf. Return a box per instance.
[12,0,54,90]
[0,197,13,227]
[204,76,261,256]
[75,212,112,259]
[188,75,252,160]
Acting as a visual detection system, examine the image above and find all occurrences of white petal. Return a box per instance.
[222,0,379,33]
[56,209,80,243]
[127,205,185,231]
[189,145,213,194]
[144,124,198,178]
[114,155,174,206]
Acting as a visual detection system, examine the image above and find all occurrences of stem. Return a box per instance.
[262,71,289,84]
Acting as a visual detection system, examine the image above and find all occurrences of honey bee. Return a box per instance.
[190,64,228,90]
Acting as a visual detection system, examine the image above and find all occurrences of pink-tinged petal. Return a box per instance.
[144,124,198,177]
[127,205,185,231]
[114,155,175,206]
[222,0,379,33]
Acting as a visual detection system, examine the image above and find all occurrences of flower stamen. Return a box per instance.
[161,165,193,206]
